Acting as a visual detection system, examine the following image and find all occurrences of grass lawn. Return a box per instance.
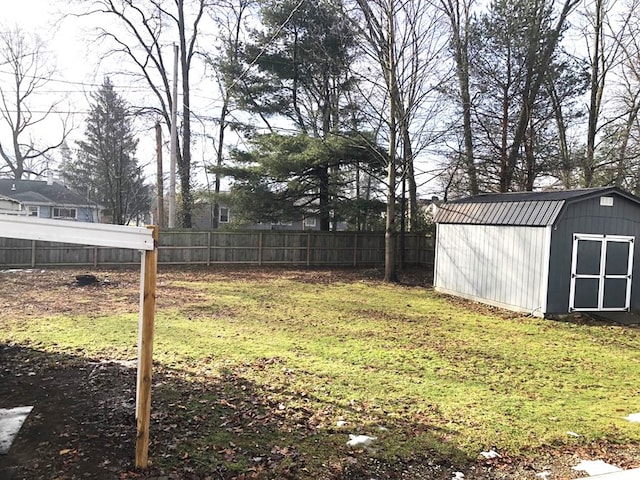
[2,267,640,478]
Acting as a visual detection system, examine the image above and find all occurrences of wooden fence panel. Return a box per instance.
[260,232,307,264]
[97,247,141,266]
[0,237,32,266]
[0,230,434,269]
[35,242,94,266]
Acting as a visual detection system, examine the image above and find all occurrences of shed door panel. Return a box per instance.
[570,234,634,312]
[603,278,628,309]
[605,241,630,275]
[575,240,601,275]
[573,278,599,309]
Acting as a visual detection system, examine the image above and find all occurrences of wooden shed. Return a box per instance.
[433,187,640,317]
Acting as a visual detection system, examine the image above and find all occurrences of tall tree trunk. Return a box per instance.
[401,125,419,231]
[384,0,398,283]
[499,83,510,192]
[615,99,640,185]
[178,0,193,228]
[318,165,331,231]
[548,82,572,188]
[524,121,536,190]
[585,0,604,187]
[441,0,478,195]
[213,100,228,230]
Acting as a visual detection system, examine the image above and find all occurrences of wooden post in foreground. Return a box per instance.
[135,225,158,468]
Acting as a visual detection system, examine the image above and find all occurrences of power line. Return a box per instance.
[0,1,310,120]
[0,68,161,92]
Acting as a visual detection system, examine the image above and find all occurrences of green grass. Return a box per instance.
[3,271,640,474]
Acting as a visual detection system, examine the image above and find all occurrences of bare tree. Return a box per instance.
[503,0,580,190]
[0,26,71,179]
[206,0,255,229]
[579,0,632,186]
[74,0,208,228]
[439,0,478,195]
[394,1,447,232]
[594,0,640,192]
[352,0,400,281]
[351,0,445,278]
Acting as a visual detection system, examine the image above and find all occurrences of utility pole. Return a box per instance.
[168,44,179,228]
[155,122,164,228]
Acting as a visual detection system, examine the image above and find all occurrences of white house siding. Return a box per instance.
[435,224,549,315]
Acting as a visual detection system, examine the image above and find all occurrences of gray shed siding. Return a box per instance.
[435,223,550,314]
[546,194,640,313]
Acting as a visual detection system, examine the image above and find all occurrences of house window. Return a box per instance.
[219,207,230,223]
[28,206,39,217]
[53,207,77,219]
[304,217,316,228]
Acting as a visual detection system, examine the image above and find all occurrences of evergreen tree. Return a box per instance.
[239,0,358,135]
[223,0,361,230]
[63,78,150,225]
[221,132,386,230]
[468,0,581,191]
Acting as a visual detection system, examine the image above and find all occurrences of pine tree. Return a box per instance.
[63,78,150,225]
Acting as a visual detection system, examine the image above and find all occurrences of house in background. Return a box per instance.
[0,177,100,222]
[191,196,327,231]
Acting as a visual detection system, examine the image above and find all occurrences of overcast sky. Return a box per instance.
[2,1,239,195]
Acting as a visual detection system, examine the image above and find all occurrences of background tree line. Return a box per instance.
[2,0,640,277]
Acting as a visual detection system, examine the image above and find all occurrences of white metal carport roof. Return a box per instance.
[0,215,157,469]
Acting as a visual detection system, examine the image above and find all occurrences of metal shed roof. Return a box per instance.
[434,187,640,226]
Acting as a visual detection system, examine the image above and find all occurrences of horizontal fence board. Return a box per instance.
[0,230,434,269]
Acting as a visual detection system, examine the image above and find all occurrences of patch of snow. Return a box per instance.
[624,412,640,422]
[480,449,500,459]
[452,472,464,479]
[567,431,581,437]
[1,269,40,274]
[536,470,551,479]
[346,434,377,448]
[336,420,348,427]
[0,406,34,454]
[378,426,388,431]
[572,460,622,476]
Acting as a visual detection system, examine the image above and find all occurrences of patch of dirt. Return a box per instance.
[1,267,638,479]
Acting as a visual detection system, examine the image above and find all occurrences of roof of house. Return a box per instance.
[0,179,92,207]
[434,187,640,226]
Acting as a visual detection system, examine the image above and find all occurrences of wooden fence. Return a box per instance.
[0,230,434,269]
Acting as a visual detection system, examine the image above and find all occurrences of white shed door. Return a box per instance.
[569,234,634,311]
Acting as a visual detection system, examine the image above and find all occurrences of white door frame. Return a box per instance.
[569,233,634,311]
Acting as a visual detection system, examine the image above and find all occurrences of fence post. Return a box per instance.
[31,240,37,268]
[207,231,212,266]
[94,246,98,268]
[306,233,311,266]
[353,233,358,267]
[258,232,263,266]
